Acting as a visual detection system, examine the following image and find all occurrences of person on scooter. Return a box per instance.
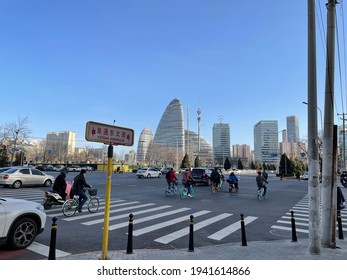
[53,167,67,200]
[227,172,239,191]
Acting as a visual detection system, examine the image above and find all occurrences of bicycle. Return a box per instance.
[62,187,99,217]
[180,184,196,199]
[257,183,268,201]
[165,181,178,197]
[210,180,221,193]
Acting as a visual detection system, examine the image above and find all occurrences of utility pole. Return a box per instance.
[321,0,337,248]
[337,113,346,171]
[307,0,321,254]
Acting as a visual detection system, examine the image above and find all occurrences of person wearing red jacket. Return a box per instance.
[166,168,178,190]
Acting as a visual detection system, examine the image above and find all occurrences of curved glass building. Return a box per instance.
[136,98,213,166]
[136,127,153,164]
[153,98,185,155]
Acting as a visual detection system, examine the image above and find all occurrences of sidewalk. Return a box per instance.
[56,238,347,260]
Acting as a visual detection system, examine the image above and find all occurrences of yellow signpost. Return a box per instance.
[85,121,134,260]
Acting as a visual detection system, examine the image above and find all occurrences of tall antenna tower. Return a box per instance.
[197,107,201,152]
[187,106,190,156]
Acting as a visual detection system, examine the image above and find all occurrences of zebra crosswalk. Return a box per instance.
[0,188,259,245]
[271,196,347,235]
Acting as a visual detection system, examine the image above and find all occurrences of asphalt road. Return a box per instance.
[0,171,310,260]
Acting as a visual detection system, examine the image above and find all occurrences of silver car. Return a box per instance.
[0,167,55,189]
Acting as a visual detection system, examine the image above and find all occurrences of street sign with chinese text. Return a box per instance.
[85,121,134,146]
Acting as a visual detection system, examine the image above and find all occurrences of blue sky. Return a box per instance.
[0,1,345,155]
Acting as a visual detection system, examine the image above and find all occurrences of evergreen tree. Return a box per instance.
[237,158,244,170]
[194,156,201,168]
[181,153,191,169]
[0,145,9,167]
[224,157,231,170]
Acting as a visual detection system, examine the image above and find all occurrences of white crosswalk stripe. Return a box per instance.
[0,190,260,245]
[271,195,347,235]
[154,213,233,244]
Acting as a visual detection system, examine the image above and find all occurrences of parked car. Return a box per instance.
[190,167,212,185]
[67,165,81,172]
[45,165,54,171]
[53,165,65,172]
[136,168,162,178]
[301,172,309,180]
[83,166,94,172]
[0,166,55,189]
[35,165,46,171]
[0,197,46,249]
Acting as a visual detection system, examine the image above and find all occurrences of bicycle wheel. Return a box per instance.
[62,199,78,217]
[257,188,264,201]
[180,187,187,199]
[190,187,196,197]
[88,197,99,213]
[165,187,170,197]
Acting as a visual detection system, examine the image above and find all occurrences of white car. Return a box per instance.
[67,165,81,172]
[136,168,162,178]
[0,167,55,189]
[0,197,47,249]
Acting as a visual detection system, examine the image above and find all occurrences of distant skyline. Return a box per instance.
[1,1,346,155]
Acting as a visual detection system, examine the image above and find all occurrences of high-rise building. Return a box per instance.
[136,127,153,164]
[136,98,213,166]
[232,144,251,164]
[153,99,185,156]
[253,120,279,165]
[286,116,300,142]
[46,131,76,161]
[213,123,230,166]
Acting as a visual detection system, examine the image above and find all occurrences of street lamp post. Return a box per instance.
[303,101,323,132]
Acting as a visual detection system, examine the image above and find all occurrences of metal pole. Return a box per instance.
[307,0,321,254]
[101,144,113,260]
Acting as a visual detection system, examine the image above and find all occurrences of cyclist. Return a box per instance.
[182,168,194,197]
[72,169,92,213]
[256,171,268,198]
[166,168,178,190]
[210,167,222,190]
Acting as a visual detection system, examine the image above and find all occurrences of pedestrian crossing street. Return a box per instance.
[271,195,347,235]
[2,189,347,246]
[0,189,259,244]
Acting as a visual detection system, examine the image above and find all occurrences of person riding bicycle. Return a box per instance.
[72,169,91,213]
[182,168,194,197]
[210,167,222,190]
[53,167,67,200]
[256,171,268,198]
[166,168,178,190]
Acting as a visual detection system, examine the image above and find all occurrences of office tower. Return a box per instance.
[253,120,279,164]
[286,116,300,142]
[213,123,230,166]
[153,98,185,156]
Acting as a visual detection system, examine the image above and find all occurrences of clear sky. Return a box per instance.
[0,1,345,155]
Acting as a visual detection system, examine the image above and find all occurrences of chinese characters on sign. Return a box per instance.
[85,121,134,146]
